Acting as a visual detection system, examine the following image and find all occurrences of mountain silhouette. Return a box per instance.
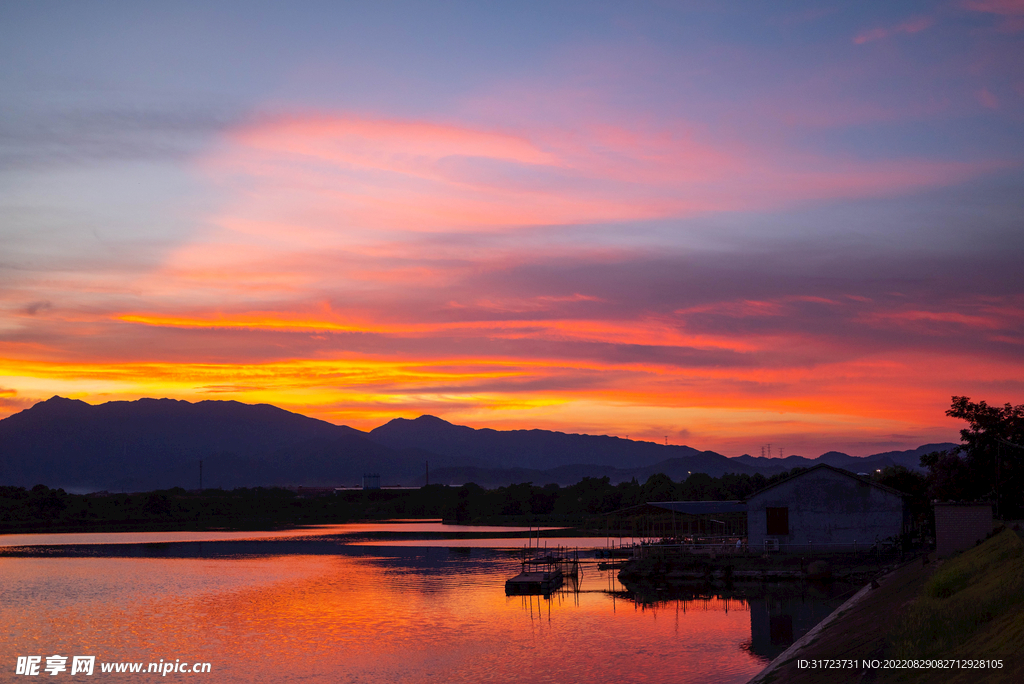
[368,414,705,470]
[0,397,956,491]
[0,396,396,491]
[730,444,953,474]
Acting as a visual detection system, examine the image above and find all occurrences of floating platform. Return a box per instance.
[506,545,579,596]
[505,568,564,596]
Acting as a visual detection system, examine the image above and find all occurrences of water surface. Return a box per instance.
[0,522,562,547]
[0,523,840,682]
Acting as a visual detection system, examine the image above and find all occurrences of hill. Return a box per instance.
[0,396,419,491]
[731,443,954,475]
[368,414,706,470]
[0,397,956,491]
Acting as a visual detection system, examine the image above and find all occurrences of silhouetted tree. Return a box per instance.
[875,465,930,521]
[922,396,1024,516]
[679,472,716,500]
[640,473,676,502]
[500,482,535,515]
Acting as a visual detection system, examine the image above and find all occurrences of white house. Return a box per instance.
[745,464,906,551]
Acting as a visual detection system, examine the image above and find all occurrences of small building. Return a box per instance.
[603,501,747,541]
[934,502,993,558]
[745,464,907,552]
[648,500,748,538]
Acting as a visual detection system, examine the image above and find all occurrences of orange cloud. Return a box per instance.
[5,314,1011,456]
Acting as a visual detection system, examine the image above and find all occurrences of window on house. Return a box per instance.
[766,507,789,535]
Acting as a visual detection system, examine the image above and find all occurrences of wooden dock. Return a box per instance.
[505,545,580,596]
[505,567,564,595]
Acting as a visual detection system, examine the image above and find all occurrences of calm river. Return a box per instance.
[0,523,848,683]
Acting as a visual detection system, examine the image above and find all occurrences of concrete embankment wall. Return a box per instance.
[747,526,1024,684]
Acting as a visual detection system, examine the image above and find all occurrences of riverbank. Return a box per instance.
[747,525,1024,684]
[616,547,908,588]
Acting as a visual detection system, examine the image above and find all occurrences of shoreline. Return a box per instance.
[745,553,938,683]
[744,526,1024,683]
[746,580,878,684]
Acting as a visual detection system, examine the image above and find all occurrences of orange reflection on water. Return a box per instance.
[0,553,765,683]
[0,522,563,548]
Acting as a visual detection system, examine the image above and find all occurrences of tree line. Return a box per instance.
[2,396,1017,532]
[0,468,809,532]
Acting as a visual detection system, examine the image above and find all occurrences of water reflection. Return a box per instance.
[609,578,854,662]
[0,521,565,547]
[747,582,854,660]
[1,540,772,683]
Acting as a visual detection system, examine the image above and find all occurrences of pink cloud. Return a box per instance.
[978,87,1000,108]
[200,115,743,235]
[853,16,935,45]
[962,0,1024,15]
[193,113,1000,247]
[229,115,559,177]
[141,111,1010,323]
[961,0,1024,31]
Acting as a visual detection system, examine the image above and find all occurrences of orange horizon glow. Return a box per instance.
[0,339,998,457]
[3,108,1021,459]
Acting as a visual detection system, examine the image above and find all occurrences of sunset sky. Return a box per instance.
[2,1,1022,457]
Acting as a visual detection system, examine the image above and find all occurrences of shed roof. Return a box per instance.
[604,500,747,516]
[648,501,748,515]
[744,463,905,501]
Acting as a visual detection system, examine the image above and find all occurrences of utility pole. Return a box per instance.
[199,460,203,492]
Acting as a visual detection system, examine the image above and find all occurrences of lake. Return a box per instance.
[0,523,849,682]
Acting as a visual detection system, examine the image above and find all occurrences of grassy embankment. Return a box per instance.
[750,526,1023,684]
[880,526,1024,683]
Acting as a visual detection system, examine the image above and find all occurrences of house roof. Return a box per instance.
[744,463,906,501]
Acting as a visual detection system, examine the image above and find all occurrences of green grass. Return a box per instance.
[887,528,1024,661]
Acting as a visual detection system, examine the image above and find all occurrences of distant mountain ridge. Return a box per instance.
[730,444,953,475]
[368,414,707,470]
[0,397,956,491]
